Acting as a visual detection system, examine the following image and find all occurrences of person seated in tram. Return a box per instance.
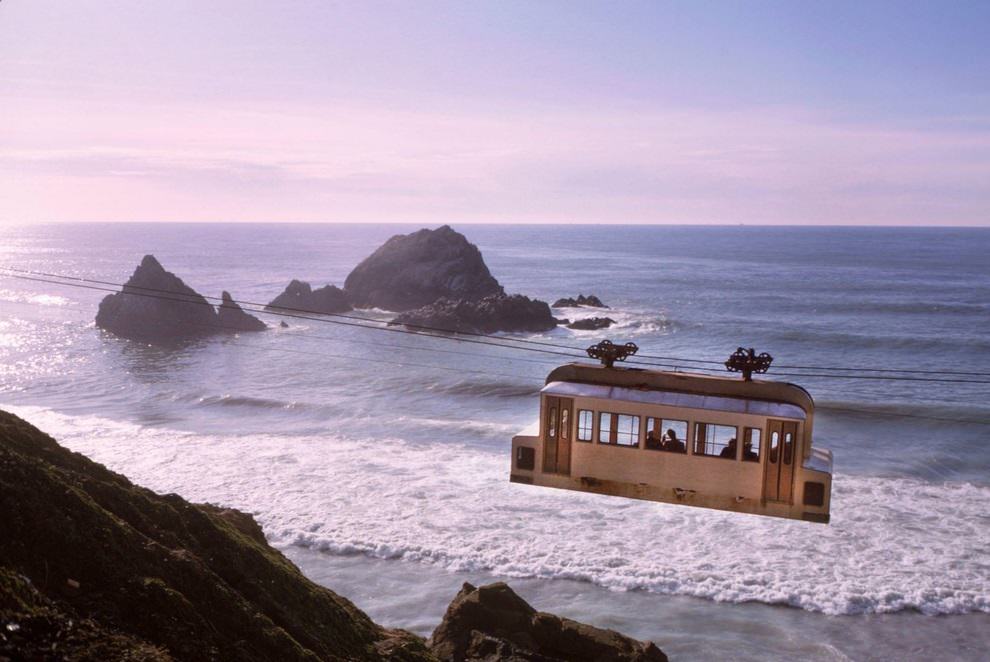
[645,428,663,450]
[662,428,686,453]
[720,437,738,459]
[743,438,759,462]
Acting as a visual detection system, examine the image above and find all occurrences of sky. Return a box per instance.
[1,1,988,225]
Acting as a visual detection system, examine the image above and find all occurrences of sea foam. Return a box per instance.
[7,404,989,617]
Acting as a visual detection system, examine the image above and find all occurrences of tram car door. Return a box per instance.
[542,396,572,475]
[764,419,798,502]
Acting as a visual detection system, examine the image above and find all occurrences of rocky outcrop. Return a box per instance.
[567,317,615,330]
[95,255,220,341]
[95,256,266,341]
[344,226,504,311]
[552,294,608,309]
[265,279,352,315]
[391,294,557,334]
[217,291,267,332]
[0,409,431,662]
[429,583,667,662]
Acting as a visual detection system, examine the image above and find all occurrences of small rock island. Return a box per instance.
[95,255,266,341]
[344,225,504,311]
[265,279,352,315]
[391,294,557,334]
[552,294,609,308]
[340,225,557,334]
[567,316,616,330]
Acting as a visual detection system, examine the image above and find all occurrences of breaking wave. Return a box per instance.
[9,404,989,618]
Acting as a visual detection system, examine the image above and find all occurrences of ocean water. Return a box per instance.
[1,223,989,660]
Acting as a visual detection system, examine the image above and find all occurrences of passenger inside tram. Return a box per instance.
[645,427,663,450]
[662,428,686,453]
[720,437,738,459]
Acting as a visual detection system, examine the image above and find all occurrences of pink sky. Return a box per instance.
[2,2,988,225]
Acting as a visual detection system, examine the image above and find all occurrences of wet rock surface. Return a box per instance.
[345,226,504,311]
[552,294,608,309]
[217,291,267,332]
[429,582,667,662]
[95,255,220,341]
[265,279,352,315]
[567,316,616,330]
[391,294,557,334]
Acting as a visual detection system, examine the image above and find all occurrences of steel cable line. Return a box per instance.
[9,265,988,378]
[0,298,543,382]
[4,269,990,385]
[1,272,590,362]
[2,266,599,351]
[0,297,567,369]
[0,269,711,373]
[817,405,990,427]
[5,294,990,423]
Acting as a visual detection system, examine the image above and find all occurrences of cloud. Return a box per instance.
[1,97,988,224]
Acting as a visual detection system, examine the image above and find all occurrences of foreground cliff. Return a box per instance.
[0,410,667,661]
[0,409,429,661]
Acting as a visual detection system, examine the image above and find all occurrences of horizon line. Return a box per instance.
[2,220,989,229]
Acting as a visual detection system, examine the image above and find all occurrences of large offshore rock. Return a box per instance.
[217,291,267,332]
[95,255,219,341]
[390,294,557,334]
[428,582,668,662]
[344,225,504,311]
[264,279,352,315]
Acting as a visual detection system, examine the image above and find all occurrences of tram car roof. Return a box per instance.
[545,362,816,448]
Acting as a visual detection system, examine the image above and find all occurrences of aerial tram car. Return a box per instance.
[510,341,833,523]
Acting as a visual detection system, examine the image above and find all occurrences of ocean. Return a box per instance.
[1,222,988,660]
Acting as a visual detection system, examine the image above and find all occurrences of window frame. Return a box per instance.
[742,426,762,463]
[692,421,740,459]
[597,411,642,448]
[644,417,689,453]
[577,409,594,443]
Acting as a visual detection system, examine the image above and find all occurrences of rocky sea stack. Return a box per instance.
[344,226,504,311]
[95,255,218,341]
[95,256,265,341]
[0,409,668,661]
[567,316,615,330]
[552,294,608,309]
[429,583,667,662]
[391,294,557,334]
[265,280,352,315]
[218,291,268,332]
